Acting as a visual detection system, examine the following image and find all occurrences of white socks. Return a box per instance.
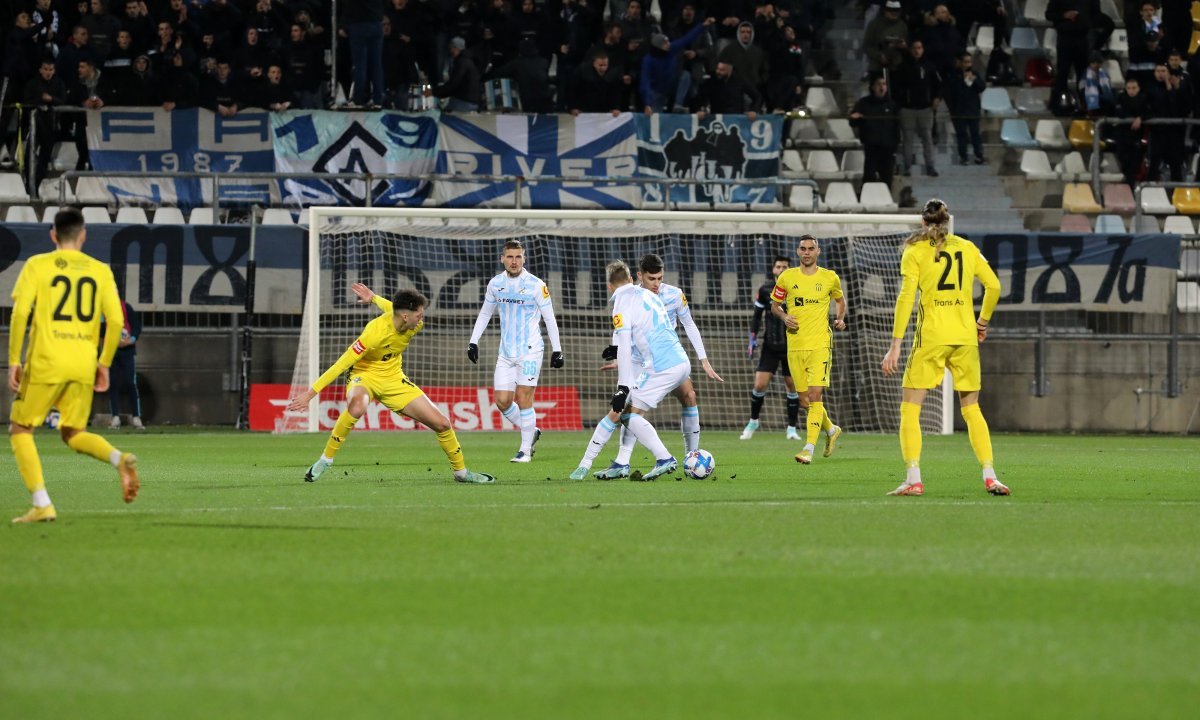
[31,489,51,508]
[581,415,619,468]
[519,407,537,453]
[614,422,636,464]
[108,450,123,467]
[906,466,923,486]
[681,406,700,454]
[626,414,670,461]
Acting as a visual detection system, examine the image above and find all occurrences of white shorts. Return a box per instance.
[629,363,691,411]
[494,352,543,391]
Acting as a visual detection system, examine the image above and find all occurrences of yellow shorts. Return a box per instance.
[903,344,981,392]
[347,372,426,413]
[10,372,95,430]
[786,346,832,390]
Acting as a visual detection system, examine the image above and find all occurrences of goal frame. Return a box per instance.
[299,207,955,435]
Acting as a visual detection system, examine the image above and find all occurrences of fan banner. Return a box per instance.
[85,108,274,207]
[271,110,440,206]
[0,223,306,313]
[248,384,583,432]
[977,233,1180,313]
[432,113,640,208]
[633,113,783,207]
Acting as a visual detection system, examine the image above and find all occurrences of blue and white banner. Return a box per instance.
[86,109,275,207]
[271,111,439,206]
[634,114,783,207]
[433,113,639,208]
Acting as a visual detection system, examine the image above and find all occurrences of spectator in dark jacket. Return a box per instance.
[57,25,97,80]
[942,51,986,164]
[921,4,965,79]
[1147,62,1189,181]
[21,59,68,188]
[157,51,200,110]
[82,0,122,62]
[664,3,713,110]
[764,22,805,111]
[121,0,156,52]
[1114,76,1149,188]
[3,13,40,86]
[718,21,766,90]
[891,39,941,176]
[344,0,385,106]
[554,0,603,111]
[568,50,624,114]
[258,64,294,111]
[200,59,241,116]
[487,38,553,113]
[1045,0,1099,113]
[430,36,482,111]
[111,54,157,106]
[849,74,901,186]
[283,23,323,108]
[640,17,714,113]
[696,59,761,117]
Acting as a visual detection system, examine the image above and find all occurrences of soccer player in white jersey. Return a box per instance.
[467,240,564,463]
[592,253,723,479]
[569,261,689,482]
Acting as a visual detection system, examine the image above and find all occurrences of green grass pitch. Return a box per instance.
[2,428,1197,719]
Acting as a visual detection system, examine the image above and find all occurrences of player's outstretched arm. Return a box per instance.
[351,283,375,304]
[288,388,317,412]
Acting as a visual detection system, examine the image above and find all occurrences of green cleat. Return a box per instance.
[593,462,631,480]
[823,425,842,458]
[640,456,678,481]
[456,470,496,484]
[568,466,589,481]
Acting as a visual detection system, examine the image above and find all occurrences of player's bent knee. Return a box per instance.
[428,417,452,433]
[59,426,81,444]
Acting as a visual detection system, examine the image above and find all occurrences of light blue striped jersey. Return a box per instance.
[483,269,552,358]
[627,282,695,364]
[611,284,689,373]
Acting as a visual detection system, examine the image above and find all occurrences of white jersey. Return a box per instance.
[612,284,689,382]
[618,282,708,364]
[470,269,560,359]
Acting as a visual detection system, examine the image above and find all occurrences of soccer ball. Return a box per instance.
[683,449,715,479]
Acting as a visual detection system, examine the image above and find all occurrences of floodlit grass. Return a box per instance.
[2,429,1197,719]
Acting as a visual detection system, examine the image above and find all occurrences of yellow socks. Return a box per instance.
[899,402,923,468]
[961,403,994,469]
[323,410,358,459]
[821,410,834,433]
[11,433,45,493]
[67,431,118,464]
[806,402,825,446]
[437,429,466,472]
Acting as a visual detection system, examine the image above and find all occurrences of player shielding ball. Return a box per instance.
[467,240,563,463]
[881,198,1009,497]
[289,283,495,485]
[7,208,140,523]
[770,235,846,465]
[593,253,722,479]
[742,255,804,441]
[569,261,690,482]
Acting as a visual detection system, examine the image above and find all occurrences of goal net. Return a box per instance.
[279,208,953,436]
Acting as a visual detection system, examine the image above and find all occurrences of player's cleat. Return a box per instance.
[640,456,678,481]
[823,425,842,457]
[530,428,542,457]
[118,453,140,503]
[510,451,532,463]
[304,457,331,483]
[568,466,589,481]
[887,481,924,496]
[985,477,1011,496]
[12,504,57,524]
[739,420,759,440]
[593,462,631,480]
[456,470,496,484]
[794,448,813,465]
[785,427,802,441]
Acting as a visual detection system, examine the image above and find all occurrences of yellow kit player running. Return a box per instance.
[880,198,1009,497]
[771,235,846,465]
[288,283,495,484]
[7,208,140,523]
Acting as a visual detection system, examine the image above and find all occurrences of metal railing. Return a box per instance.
[1090,117,1200,199]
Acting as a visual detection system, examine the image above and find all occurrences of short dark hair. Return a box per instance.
[639,253,664,274]
[772,255,791,266]
[392,289,428,312]
[54,207,85,240]
[502,239,524,252]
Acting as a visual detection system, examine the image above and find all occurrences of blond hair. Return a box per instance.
[906,198,951,251]
[607,260,631,285]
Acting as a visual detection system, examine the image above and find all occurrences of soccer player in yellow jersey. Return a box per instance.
[880,198,1010,497]
[7,208,140,523]
[770,235,846,465]
[287,283,495,484]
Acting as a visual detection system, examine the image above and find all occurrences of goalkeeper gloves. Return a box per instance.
[551,351,565,368]
[747,333,757,358]
[601,345,618,361]
[467,343,478,364]
[610,385,630,413]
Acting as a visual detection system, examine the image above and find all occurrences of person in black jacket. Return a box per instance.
[21,59,68,188]
[345,0,385,106]
[157,51,200,110]
[942,51,985,164]
[1045,0,1097,113]
[568,50,624,114]
[849,74,901,185]
[1147,62,1188,182]
[105,300,145,430]
[892,39,941,177]
[429,36,482,111]
[1114,76,1149,188]
[741,255,804,442]
[696,60,761,117]
[487,38,552,113]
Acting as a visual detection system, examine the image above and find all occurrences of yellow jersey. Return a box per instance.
[8,248,123,384]
[771,266,844,351]
[312,295,423,392]
[892,233,1001,347]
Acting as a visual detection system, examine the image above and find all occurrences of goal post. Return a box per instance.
[282,207,955,436]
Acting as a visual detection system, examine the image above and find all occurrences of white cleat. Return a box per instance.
[785,426,802,441]
[305,458,331,482]
[510,451,532,463]
[739,420,759,440]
